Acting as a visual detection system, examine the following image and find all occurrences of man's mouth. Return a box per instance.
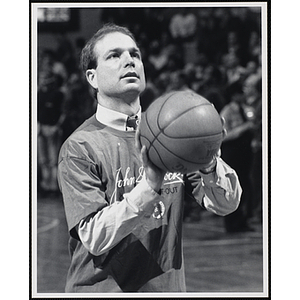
[121,72,139,79]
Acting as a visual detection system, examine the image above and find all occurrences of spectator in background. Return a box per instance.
[148,40,170,77]
[243,74,262,221]
[243,73,262,108]
[169,7,197,44]
[244,60,258,79]
[60,71,96,143]
[143,31,184,84]
[165,70,190,93]
[226,31,242,61]
[139,8,170,43]
[195,64,226,113]
[221,52,246,87]
[225,7,258,66]
[169,8,198,65]
[248,31,261,63]
[38,70,65,193]
[196,7,224,64]
[220,82,255,232]
[188,53,210,92]
[153,71,171,96]
[55,33,78,77]
[38,49,68,84]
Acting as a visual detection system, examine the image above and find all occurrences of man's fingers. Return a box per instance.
[221,116,226,126]
[141,145,149,167]
[135,125,142,151]
[222,128,227,138]
[221,117,227,138]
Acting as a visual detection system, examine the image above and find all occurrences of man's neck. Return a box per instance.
[97,93,140,116]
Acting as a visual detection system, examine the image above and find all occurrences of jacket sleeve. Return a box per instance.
[185,157,242,216]
[58,152,163,257]
[77,176,163,256]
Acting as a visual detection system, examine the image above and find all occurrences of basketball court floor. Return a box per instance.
[34,193,267,296]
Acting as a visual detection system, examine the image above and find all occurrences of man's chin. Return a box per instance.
[116,87,142,101]
[126,89,142,98]
[123,83,145,95]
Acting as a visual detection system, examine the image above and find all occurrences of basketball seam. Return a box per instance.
[158,102,217,138]
[142,111,172,171]
[156,91,182,136]
[144,109,159,149]
[160,131,223,139]
[144,92,178,148]
[151,133,218,164]
[148,142,170,171]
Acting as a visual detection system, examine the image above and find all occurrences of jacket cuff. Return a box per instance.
[126,176,162,214]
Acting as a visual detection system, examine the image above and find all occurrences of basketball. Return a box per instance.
[139,90,223,173]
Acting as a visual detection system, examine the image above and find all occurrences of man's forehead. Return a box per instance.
[94,32,138,53]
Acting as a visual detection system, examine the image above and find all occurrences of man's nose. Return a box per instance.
[123,51,135,67]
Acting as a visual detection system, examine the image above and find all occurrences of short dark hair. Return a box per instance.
[80,23,137,73]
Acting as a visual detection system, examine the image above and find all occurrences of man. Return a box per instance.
[57,24,242,293]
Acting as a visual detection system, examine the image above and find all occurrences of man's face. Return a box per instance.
[89,32,146,101]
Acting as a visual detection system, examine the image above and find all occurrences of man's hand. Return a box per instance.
[221,117,227,139]
[135,125,166,193]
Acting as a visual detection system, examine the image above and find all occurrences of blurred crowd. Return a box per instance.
[37,7,262,231]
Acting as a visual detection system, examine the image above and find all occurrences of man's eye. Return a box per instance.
[108,53,119,59]
[132,52,141,59]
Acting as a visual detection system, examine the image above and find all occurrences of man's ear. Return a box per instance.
[86,69,98,89]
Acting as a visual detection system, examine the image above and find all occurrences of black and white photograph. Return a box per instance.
[30,1,270,298]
